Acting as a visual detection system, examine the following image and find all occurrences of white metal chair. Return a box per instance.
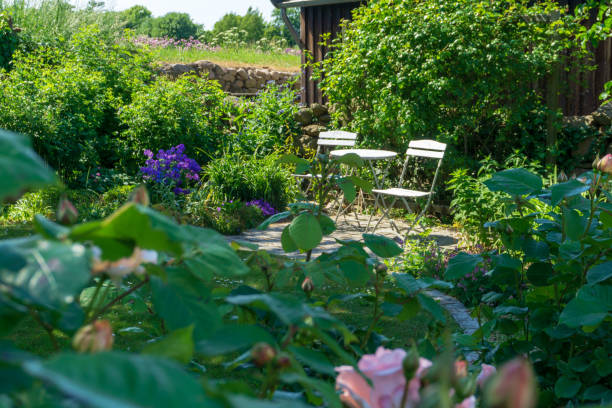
[293,131,357,192]
[366,139,447,243]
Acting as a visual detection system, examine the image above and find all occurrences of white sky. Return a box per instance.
[85,0,276,29]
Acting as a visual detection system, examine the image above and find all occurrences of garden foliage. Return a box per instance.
[445,166,612,405]
[319,0,586,163]
[0,129,478,407]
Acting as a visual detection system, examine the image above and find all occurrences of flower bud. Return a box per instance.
[557,170,568,183]
[375,263,388,276]
[484,358,537,408]
[130,185,150,206]
[275,353,292,370]
[251,342,276,367]
[597,154,612,174]
[72,320,114,353]
[402,346,420,380]
[57,197,78,225]
[301,276,314,295]
[477,364,497,389]
[593,154,600,170]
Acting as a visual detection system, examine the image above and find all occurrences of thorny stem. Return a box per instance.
[84,277,106,318]
[90,275,150,321]
[29,307,59,351]
[361,273,383,349]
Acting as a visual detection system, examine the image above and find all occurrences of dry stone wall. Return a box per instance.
[158,60,299,94]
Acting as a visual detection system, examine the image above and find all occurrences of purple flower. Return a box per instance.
[140,145,201,195]
[245,200,277,216]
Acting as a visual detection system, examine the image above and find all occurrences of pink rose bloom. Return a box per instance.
[335,347,432,408]
[477,364,497,388]
[455,396,476,408]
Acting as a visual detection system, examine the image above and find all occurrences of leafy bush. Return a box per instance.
[185,199,265,235]
[0,26,153,183]
[0,11,20,70]
[230,82,300,156]
[119,74,228,169]
[203,154,296,212]
[447,155,544,246]
[318,0,586,161]
[445,166,612,405]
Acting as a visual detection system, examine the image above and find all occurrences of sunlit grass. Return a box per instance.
[151,47,301,72]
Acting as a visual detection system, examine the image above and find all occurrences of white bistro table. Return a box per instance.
[330,149,398,224]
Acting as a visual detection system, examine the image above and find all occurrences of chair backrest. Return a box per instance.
[399,139,447,193]
[316,131,357,149]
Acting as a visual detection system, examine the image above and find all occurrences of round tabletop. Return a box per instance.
[330,149,397,160]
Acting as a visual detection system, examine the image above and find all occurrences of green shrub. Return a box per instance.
[0,11,20,70]
[229,81,300,157]
[87,184,136,219]
[119,74,228,169]
[203,154,296,212]
[447,154,544,246]
[185,199,264,235]
[445,167,612,405]
[0,26,153,183]
[318,0,586,161]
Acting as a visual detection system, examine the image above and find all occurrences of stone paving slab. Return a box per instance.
[228,215,478,361]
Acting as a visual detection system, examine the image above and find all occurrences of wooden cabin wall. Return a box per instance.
[300,3,359,105]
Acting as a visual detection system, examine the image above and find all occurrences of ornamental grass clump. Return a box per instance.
[140,144,201,195]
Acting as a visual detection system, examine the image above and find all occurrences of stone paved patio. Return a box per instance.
[228,214,479,362]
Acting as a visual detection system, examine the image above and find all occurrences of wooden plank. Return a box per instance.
[408,139,447,151]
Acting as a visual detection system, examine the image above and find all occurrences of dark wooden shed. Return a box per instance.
[271,0,362,105]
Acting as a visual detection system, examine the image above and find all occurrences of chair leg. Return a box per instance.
[371,196,397,234]
[366,193,381,232]
[402,198,429,246]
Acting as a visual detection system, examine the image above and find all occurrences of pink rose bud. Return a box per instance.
[72,320,114,353]
[484,358,537,408]
[57,197,78,225]
[375,263,388,276]
[251,342,276,367]
[477,364,497,388]
[274,353,292,370]
[301,277,314,295]
[130,185,150,207]
[597,154,612,174]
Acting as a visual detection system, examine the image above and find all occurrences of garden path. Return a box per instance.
[228,215,479,362]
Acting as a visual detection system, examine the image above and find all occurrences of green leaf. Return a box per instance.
[288,213,322,251]
[225,293,341,329]
[22,352,210,407]
[142,326,194,364]
[281,372,342,408]
[554,376,581,399]
[445,252,483,280]
[197,325,276,356]
[69,204,184,261]
[564,209,587,241]
[550,179,589,206]
[348,176,373,193]
[417,293,445,323]
[394,274,452,295]
[278,154,310,174]
[150,272,221,341]
[0,239,91,310]
[339,260,371,286]
[559,285,612,328]
[33,215,69,240]
[363,234,402,258]
[337,178,356,203]
[587,261,612,285]
[288,346,335,375]
[334,153,364,168]
[257,211,291,230]
[484,168,542,196]
[319,214,336,235]
[0,130,56,202]
[281,226,298,252]
[526,262,553,286]
[182,227,249,280]
[583,385,612,401]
